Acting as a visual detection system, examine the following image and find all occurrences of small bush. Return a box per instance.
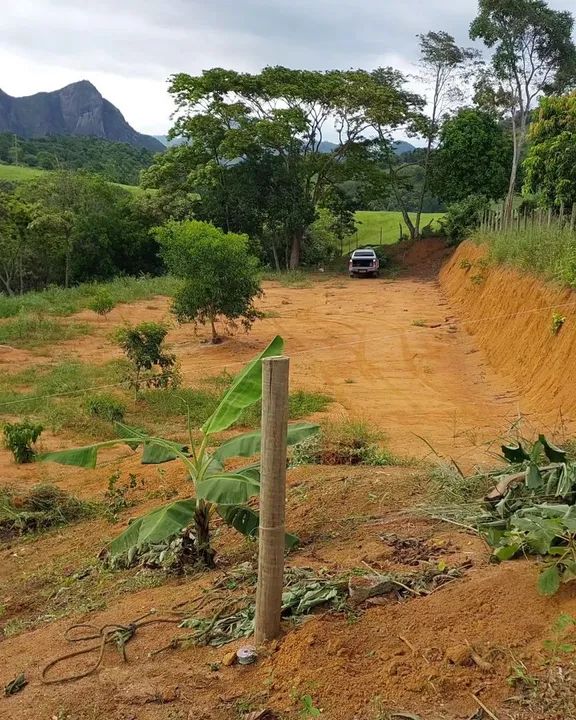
[442,195,490,244]
[552,312,566,336]
[85,394,126,422]
[89,290,115,316]
[116,322,180,394]
[3,420,43,464]
[292,419,396,466]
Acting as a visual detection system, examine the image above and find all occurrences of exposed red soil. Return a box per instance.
[440,241,576,432]
[2,242,576,719]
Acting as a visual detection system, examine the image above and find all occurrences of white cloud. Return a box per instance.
[2,0,575,134]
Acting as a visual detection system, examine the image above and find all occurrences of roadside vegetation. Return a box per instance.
[475,225,576,288]
[0,275,178,319]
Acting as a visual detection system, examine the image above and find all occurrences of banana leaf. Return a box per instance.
[116,423,187,464]
[38,444,100,469]
[202,335,284,435]
[108,498,197,559]
[214,422,319,462]
[218,505,299,550]
[196,472,260,505]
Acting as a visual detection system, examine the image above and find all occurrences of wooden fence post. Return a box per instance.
[254,356,290,644]
[571,203,576,232]
[547,207,553,228]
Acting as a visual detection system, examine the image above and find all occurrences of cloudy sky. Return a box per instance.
[3,0,575,135]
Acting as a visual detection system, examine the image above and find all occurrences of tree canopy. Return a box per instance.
[523,93,576,206]
[470,0,576,221]
[431,108,512,203]
[144,66,421,267]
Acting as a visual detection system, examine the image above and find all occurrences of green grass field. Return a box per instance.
[0,164,47,182]
[0,163,139,192]
[346,211,444,253]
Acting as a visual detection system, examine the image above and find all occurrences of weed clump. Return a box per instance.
[292,419,396,466]
[0,484,96,538]
[85,394,126,423]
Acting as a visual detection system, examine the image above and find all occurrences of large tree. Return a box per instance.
[470,0,576,223]
[414,31,480,237]
[523,93,576,207]
[155,66,420,267]
[431,108,512,203]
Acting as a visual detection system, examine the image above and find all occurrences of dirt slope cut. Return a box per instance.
[440,240,576,426]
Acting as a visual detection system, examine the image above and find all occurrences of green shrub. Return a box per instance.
[116,322,179,393]
[442,195,490,244]
[85,394,126,422]
[89,290,115,316]
[3,420,43,464]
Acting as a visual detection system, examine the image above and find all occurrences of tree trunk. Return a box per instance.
[0,273,15,296]
[505,113,526,228]
[18,254,24,295]
[415,135,434,239]
[271,244,281,272]
[289,234,301,269]
[210,316,219,344]
[64,250,70,289]
[194,501,215,568]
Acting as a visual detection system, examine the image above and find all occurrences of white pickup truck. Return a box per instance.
[348,248,380,278]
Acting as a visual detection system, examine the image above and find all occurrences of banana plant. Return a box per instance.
[39,336,318,568]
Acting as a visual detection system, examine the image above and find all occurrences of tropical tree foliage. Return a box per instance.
[412,31,480,236]
[155,220,263,343]
[470,0,576,222]
[523,93,576,206]
[0,134,156,185]
[39,337,319,568]
[431,108,512,203]
[0,171,163,294]
[144,66,421,267]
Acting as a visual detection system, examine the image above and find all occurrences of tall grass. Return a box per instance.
[0,315,90,348]
[0,276,180,319]
[475,226,576,288]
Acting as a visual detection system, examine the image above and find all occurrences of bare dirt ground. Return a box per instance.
[0,241,537,472]
[1,242,575,720]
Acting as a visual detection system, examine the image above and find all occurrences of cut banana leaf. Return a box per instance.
[539,435,567,463]
[501,442,530,463]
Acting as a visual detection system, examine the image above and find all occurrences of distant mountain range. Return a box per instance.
[153,136,417,155]
[0,81,164,153]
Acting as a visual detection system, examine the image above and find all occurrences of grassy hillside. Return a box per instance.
[0,163,140,193]
[347,211,444,253]
[0,164,47,182]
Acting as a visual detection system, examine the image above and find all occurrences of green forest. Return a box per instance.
[1,0,576,291]
[0,134,156,185]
